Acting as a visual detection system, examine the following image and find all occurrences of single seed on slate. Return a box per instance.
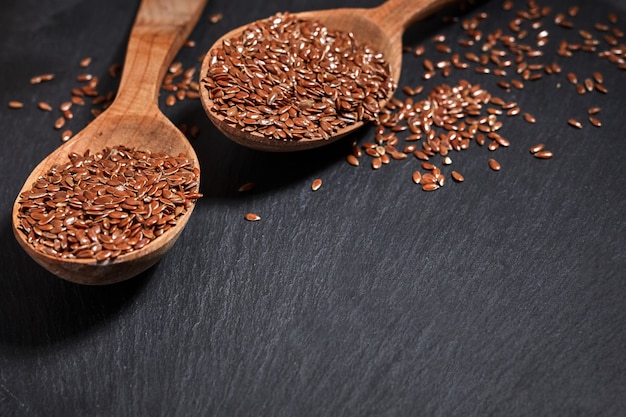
[346,155,359,167]
[507,107,521,116]
[245,213,261,221]
[165,95,176,106]
[523,113,536,123]
[566,72,578,84]
[61,130,72,142]
[511,79,524,89]
[311,178,323,191]
[588,106,601,115]
[589,117,602,127]
[38,101,52,111]
[60,101,72,112]
[79,57,92,68]
[451,171,464,182]
[568,118,583,129]
[54,117,65,129]
[488,158,501,171]
[8,101,24,109]
[534,150,553,159]
[530,143,545,154]
[593,71,604,83]
[412,171,422,184]
[371,157,382,170]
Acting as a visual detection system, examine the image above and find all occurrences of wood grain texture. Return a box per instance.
[1,0,625,415]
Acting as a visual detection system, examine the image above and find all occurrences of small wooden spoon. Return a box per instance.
[11,0,207,285]
[200,0,456,152]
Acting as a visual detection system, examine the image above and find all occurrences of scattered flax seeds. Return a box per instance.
[15,145,201,261]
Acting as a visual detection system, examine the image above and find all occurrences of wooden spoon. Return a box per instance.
[200,0,456,152]
[11,0,207,285]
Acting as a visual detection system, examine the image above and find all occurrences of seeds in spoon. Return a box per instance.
[15,145,201,261]
[202,12,395,142]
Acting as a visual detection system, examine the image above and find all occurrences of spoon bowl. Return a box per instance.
[11,0,207,285]
[200,0,456,152]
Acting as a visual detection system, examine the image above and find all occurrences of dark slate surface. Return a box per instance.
[1,0,625,416]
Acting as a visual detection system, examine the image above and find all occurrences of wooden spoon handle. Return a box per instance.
[365,0,458,40]
[114,0,208,113]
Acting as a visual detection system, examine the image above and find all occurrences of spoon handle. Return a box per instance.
[366,0,458,40]
[114,0,208,113]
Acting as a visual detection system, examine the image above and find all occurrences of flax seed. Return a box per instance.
[566,72,578,84]
[245,213,261,221]
[488,158,501,171]
[37,101,52,111]
[595,84,608,94]
[8,100,24,109]
[511,79,524,89]
[54,117,65,130]
[523,113,536,123]
[451,171,464,182]
[589,117,602,127]
[346,154,359,167]
[568,118,583,129]
[165,95,176,107]
[588,106,601,115]
[530,143,545,154]
[61,130,73,142]
[534,150,553,159]
[311,178,323,191]
[79,57,92,68]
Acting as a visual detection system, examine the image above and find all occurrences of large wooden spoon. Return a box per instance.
[11,0,207,285]
[200,0,456,152]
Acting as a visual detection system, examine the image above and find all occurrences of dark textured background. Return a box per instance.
[1,0,625,416]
